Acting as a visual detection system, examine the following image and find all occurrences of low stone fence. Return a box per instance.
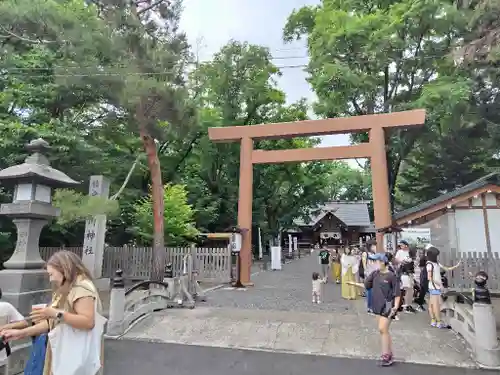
[106,254,206,337]
[441,292,500,368]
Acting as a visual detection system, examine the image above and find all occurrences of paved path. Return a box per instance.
[104,340,496,375]
[122,305,474,367]
[206,252,349,313]
[118,254,475,368]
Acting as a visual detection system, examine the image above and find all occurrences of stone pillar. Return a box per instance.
[106,270,126,337]
[82,175,110,279]
[473,303,500,368]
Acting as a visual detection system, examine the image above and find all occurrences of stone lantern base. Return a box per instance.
[0,270,51,316]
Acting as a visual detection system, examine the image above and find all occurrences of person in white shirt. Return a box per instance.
[395,241,416,313]
[0,299,25,362]
[394,240,410,265]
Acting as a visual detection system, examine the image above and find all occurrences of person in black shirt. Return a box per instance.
[318,247,331,281]
[364,253,401,367]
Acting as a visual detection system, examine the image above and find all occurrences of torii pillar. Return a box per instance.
[209,110,426,285]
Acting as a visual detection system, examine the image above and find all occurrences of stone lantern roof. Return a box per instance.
[0,138,79,187]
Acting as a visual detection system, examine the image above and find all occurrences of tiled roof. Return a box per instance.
[393,172,500,220]
[294,201,371,227]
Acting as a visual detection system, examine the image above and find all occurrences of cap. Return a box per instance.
[399,240,409,246]
[368,253,388,263]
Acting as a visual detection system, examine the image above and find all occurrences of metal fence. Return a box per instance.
[39,246,232,283]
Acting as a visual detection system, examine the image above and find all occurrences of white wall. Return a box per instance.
[455,209,487,253]
[487,209,500,254]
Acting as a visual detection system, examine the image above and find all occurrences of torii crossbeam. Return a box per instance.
[208,109,426,285]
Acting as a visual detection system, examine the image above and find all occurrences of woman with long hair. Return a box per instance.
[341,247,359,300]
[0,250,103,375]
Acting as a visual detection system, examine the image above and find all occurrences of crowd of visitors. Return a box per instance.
[315,239,460,366]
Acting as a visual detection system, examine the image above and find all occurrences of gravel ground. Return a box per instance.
[205,253,357,313]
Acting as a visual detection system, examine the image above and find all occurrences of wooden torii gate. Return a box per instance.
[208,109,426,285]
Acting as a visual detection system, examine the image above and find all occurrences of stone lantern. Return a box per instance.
[0,138,79,313]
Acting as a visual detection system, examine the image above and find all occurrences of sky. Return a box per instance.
[179,0,356,154]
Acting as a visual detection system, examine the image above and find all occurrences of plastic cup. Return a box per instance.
[31,303,47,311]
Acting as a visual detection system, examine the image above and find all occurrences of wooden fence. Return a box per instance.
[440,251,500,291]
[39,246,232,283]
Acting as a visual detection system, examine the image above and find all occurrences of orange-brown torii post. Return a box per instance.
[208,109,426,286]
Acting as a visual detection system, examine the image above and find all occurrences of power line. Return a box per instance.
[0,55,310,72]
[1,64,309,79]
[0,51,456,75]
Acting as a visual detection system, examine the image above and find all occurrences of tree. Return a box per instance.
[131,184,198,246]
[324,162,371,201]
[283,0,474,209]
[457,0,500,61]
[0,0,197,279]
[186,41,334,249]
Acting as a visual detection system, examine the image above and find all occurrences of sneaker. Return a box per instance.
[393,314,400,321]
[415,305,425,312]
[317,300,321,304]
[380,353,394,367]
[404,306,416,313]
[436,321,448,329]
[367,309,375,315]
[431,319,437,327]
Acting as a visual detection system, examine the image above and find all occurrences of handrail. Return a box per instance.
[444,290,473,305]
[125,280,169,296]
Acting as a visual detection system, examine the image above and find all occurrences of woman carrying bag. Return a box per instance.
[1,251,106,375]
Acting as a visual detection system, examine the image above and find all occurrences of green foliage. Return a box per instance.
[131,184,198,246]
[52,189,119,225]
[283,0,500,209]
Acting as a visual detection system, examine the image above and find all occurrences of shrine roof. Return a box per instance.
[294,201,371,227]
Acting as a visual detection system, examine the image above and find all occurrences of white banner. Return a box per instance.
[400,228,431,246]
[320,232,341,240]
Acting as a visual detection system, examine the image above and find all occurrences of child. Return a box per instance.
[364,253,401,366]
[399,257,416,313]
[0,290,25,362]
[312,272,325,304]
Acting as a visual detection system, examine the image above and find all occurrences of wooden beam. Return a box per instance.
[208,109,426,142]
[251,144,371,164]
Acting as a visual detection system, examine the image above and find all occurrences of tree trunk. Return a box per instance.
[139,126,165,281]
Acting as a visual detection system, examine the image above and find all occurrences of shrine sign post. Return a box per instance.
[208,109,426,286]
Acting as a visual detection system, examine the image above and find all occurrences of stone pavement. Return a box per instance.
[206,251,350,312]
[104,340,497,375]
[121,254,474,367]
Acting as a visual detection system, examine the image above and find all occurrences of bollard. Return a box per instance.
[163,263,175,298]
[107,269,126,336]
[472,272,500,369]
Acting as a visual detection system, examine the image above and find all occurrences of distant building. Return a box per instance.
[284,201,375,248]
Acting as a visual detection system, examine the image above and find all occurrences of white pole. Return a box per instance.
[288,234,292,255]
[258,227,263,260]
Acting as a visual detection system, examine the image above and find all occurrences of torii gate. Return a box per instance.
[208,109,426,285]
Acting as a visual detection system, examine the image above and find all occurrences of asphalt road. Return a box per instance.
[104,340,497,375]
